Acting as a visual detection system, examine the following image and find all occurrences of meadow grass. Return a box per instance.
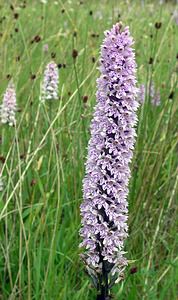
[0,0,177,299]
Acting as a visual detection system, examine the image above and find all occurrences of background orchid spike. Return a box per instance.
[137,82,161,106]
[80,23,139,299]
[41,61,59,101]
[0,80,17,126]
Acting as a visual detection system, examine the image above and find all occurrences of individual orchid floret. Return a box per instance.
[0,80,17,126]
[41,61,59,101]
[80,23,139,299]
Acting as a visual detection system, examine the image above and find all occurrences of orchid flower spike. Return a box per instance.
[41,61,59,102]
[80,23,139,299]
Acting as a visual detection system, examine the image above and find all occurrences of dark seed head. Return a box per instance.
[57,63,62,69]
[72,49,78,59]
[31,74,36,80]
[34,35,41,43]
[91,57,96,63]
[16,56,20,61]
[73,31,77,37]
[130,267,138,274]
[148,57,153,64]
[169,91,174,99]
[0,156,5,163]
[89,10,93,16]
[83,95,88,103]
[51,52,56,59]
[61,9,65,13]
[155,22,162,29]
[30,179,36,186]
[15,28,19,32]
[14,13,19,19]
[6,74,11,80]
